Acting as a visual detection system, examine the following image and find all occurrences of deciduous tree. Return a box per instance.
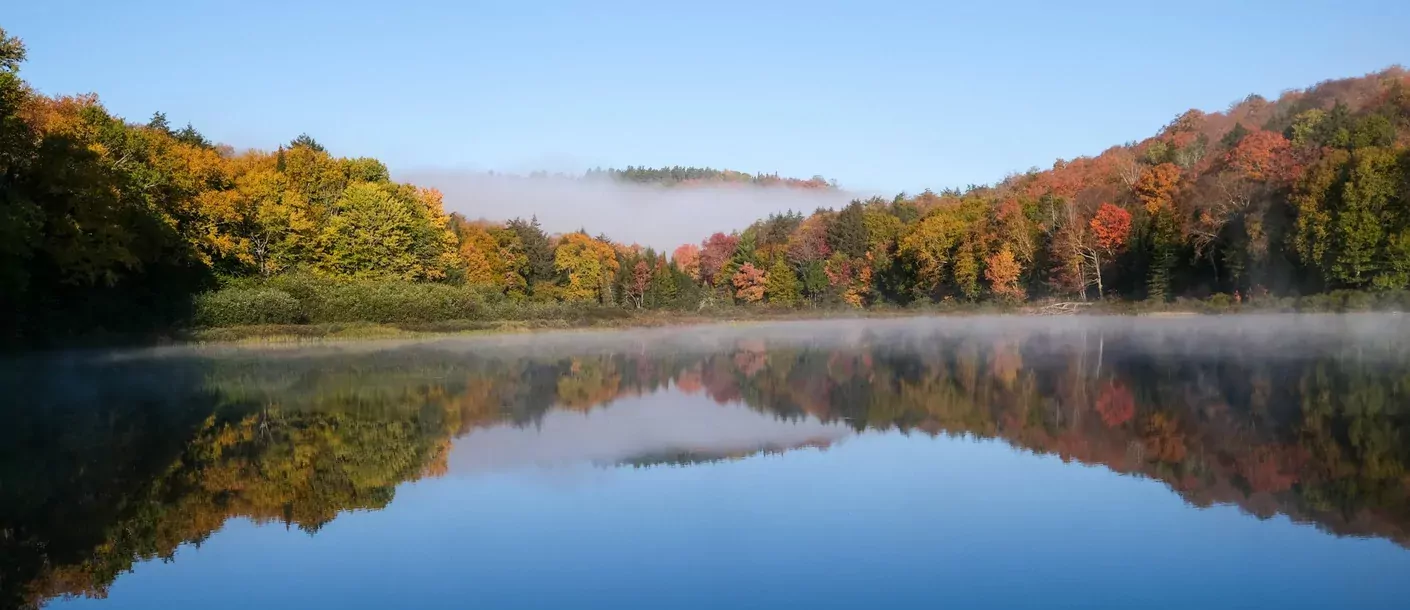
[732,262,767,303]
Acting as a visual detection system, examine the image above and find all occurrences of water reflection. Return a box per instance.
[3,314,1409,608]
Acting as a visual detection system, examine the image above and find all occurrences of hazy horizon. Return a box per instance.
[397,169,876,250]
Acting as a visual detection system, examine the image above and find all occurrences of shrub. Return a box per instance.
[304,281,484,324]
[1342,290,1375,311]
[193,288,303,327]
[1376,290,1410,311]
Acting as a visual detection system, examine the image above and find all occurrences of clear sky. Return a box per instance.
[7,0,1409,194]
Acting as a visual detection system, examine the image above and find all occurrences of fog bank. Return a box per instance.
[448,391,850,475]
[397,170,867,251]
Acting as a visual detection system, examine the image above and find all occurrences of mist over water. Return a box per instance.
[396,170,868,250]
[7,314,1410,610]
[448,392,851,475]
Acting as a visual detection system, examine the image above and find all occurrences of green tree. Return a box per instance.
[1220,122,1250,149]
[289,132,326,152]
[1331,147,1398,286]
[0,27,39,318]
[799,260,829,304]
[1147,208,1181,302]
[508,216,556,290]
[827,200,869,258]
[648,255,679,307]
[313,182,457,280]
[765,257,801,306]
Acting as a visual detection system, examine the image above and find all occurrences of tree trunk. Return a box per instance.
[1094,251,1103,299]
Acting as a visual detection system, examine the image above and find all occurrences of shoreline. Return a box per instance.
[12,299,1404,353]
[178,304,1392,347]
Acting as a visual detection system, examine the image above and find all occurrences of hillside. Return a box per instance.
[2,19,1408,344]
[689,66,1410,306]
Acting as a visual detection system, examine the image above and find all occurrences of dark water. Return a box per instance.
[4,315,1410,609]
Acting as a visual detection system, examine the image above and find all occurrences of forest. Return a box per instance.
[3,24,1410,346]
[6,322,1407,608]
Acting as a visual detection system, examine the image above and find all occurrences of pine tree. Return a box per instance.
[827,200,869,258]
[765,257,801,306]
[508,215,556,290]
[648,255,679,307]
[1147,209,1180,301]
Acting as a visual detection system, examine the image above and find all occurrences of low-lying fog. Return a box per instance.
[396,170,869,251]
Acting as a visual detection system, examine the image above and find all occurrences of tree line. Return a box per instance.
[3,25,1410,344]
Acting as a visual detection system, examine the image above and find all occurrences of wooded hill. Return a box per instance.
[2,22,1408,345]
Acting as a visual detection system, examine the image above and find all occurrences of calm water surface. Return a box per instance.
[4,315,1410,609]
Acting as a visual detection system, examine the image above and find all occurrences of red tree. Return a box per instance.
[1082,202,1132,298]
[1096,381,1135,428]
[732,262,767,303]
[699,232,739,287]
[627,260,651,308]
[1226,130,1293,183]
[673,243,700,281]
[1090,203,1133,252]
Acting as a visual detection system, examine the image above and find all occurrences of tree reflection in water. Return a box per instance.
[3,315,1407,608]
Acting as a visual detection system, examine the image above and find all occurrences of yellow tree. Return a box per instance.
[898,208,967,296]
[281,144,346,218]
[554,232,619,302]
[456,222,505,288]
[231,155,318,276]
[984,246,1024,301]
[313,182,457,280]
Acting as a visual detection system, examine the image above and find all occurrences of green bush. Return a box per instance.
[1376,290,1410,311]
[1342,290,1375,311]
[194,288,303,327]
[305,281,485,323]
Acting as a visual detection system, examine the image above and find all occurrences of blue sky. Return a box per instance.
[8,0,1409,193]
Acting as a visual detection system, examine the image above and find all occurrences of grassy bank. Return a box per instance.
[175,279,1410,347]
[17,273,1404,350]
[184,307,929,345]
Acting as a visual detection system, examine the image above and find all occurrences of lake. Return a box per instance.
[4,314,1410,609]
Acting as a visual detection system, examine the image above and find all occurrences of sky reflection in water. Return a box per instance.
[8,314,1410,610]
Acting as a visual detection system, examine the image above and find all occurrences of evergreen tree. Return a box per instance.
[147,111,170,133]
[827,200,869,258]
[508,215,556,289]
[1147,209,1180,302]
[800,260,829,304]
[765,257,801,306]
[289,132,326,152]
[648,255,679,308]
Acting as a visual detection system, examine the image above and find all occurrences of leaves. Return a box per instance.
[3,21,1410,346]
[698,232,738,287]
[553,232,619,303]
[1136,163,1181,215]
[984,247,1024,301]
[764,257,801,306]
[672,243,701,281]
[732,262,767,303]
[1226,130,1293,182]
[313,182,457,281]
[1089,203,1132,253]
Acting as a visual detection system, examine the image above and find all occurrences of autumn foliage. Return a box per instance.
[4,20,1410,344]
[1090,203,1132,253]
[732,263,767,303]
[1096,381,1136,428]
[984,247,1024,301]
